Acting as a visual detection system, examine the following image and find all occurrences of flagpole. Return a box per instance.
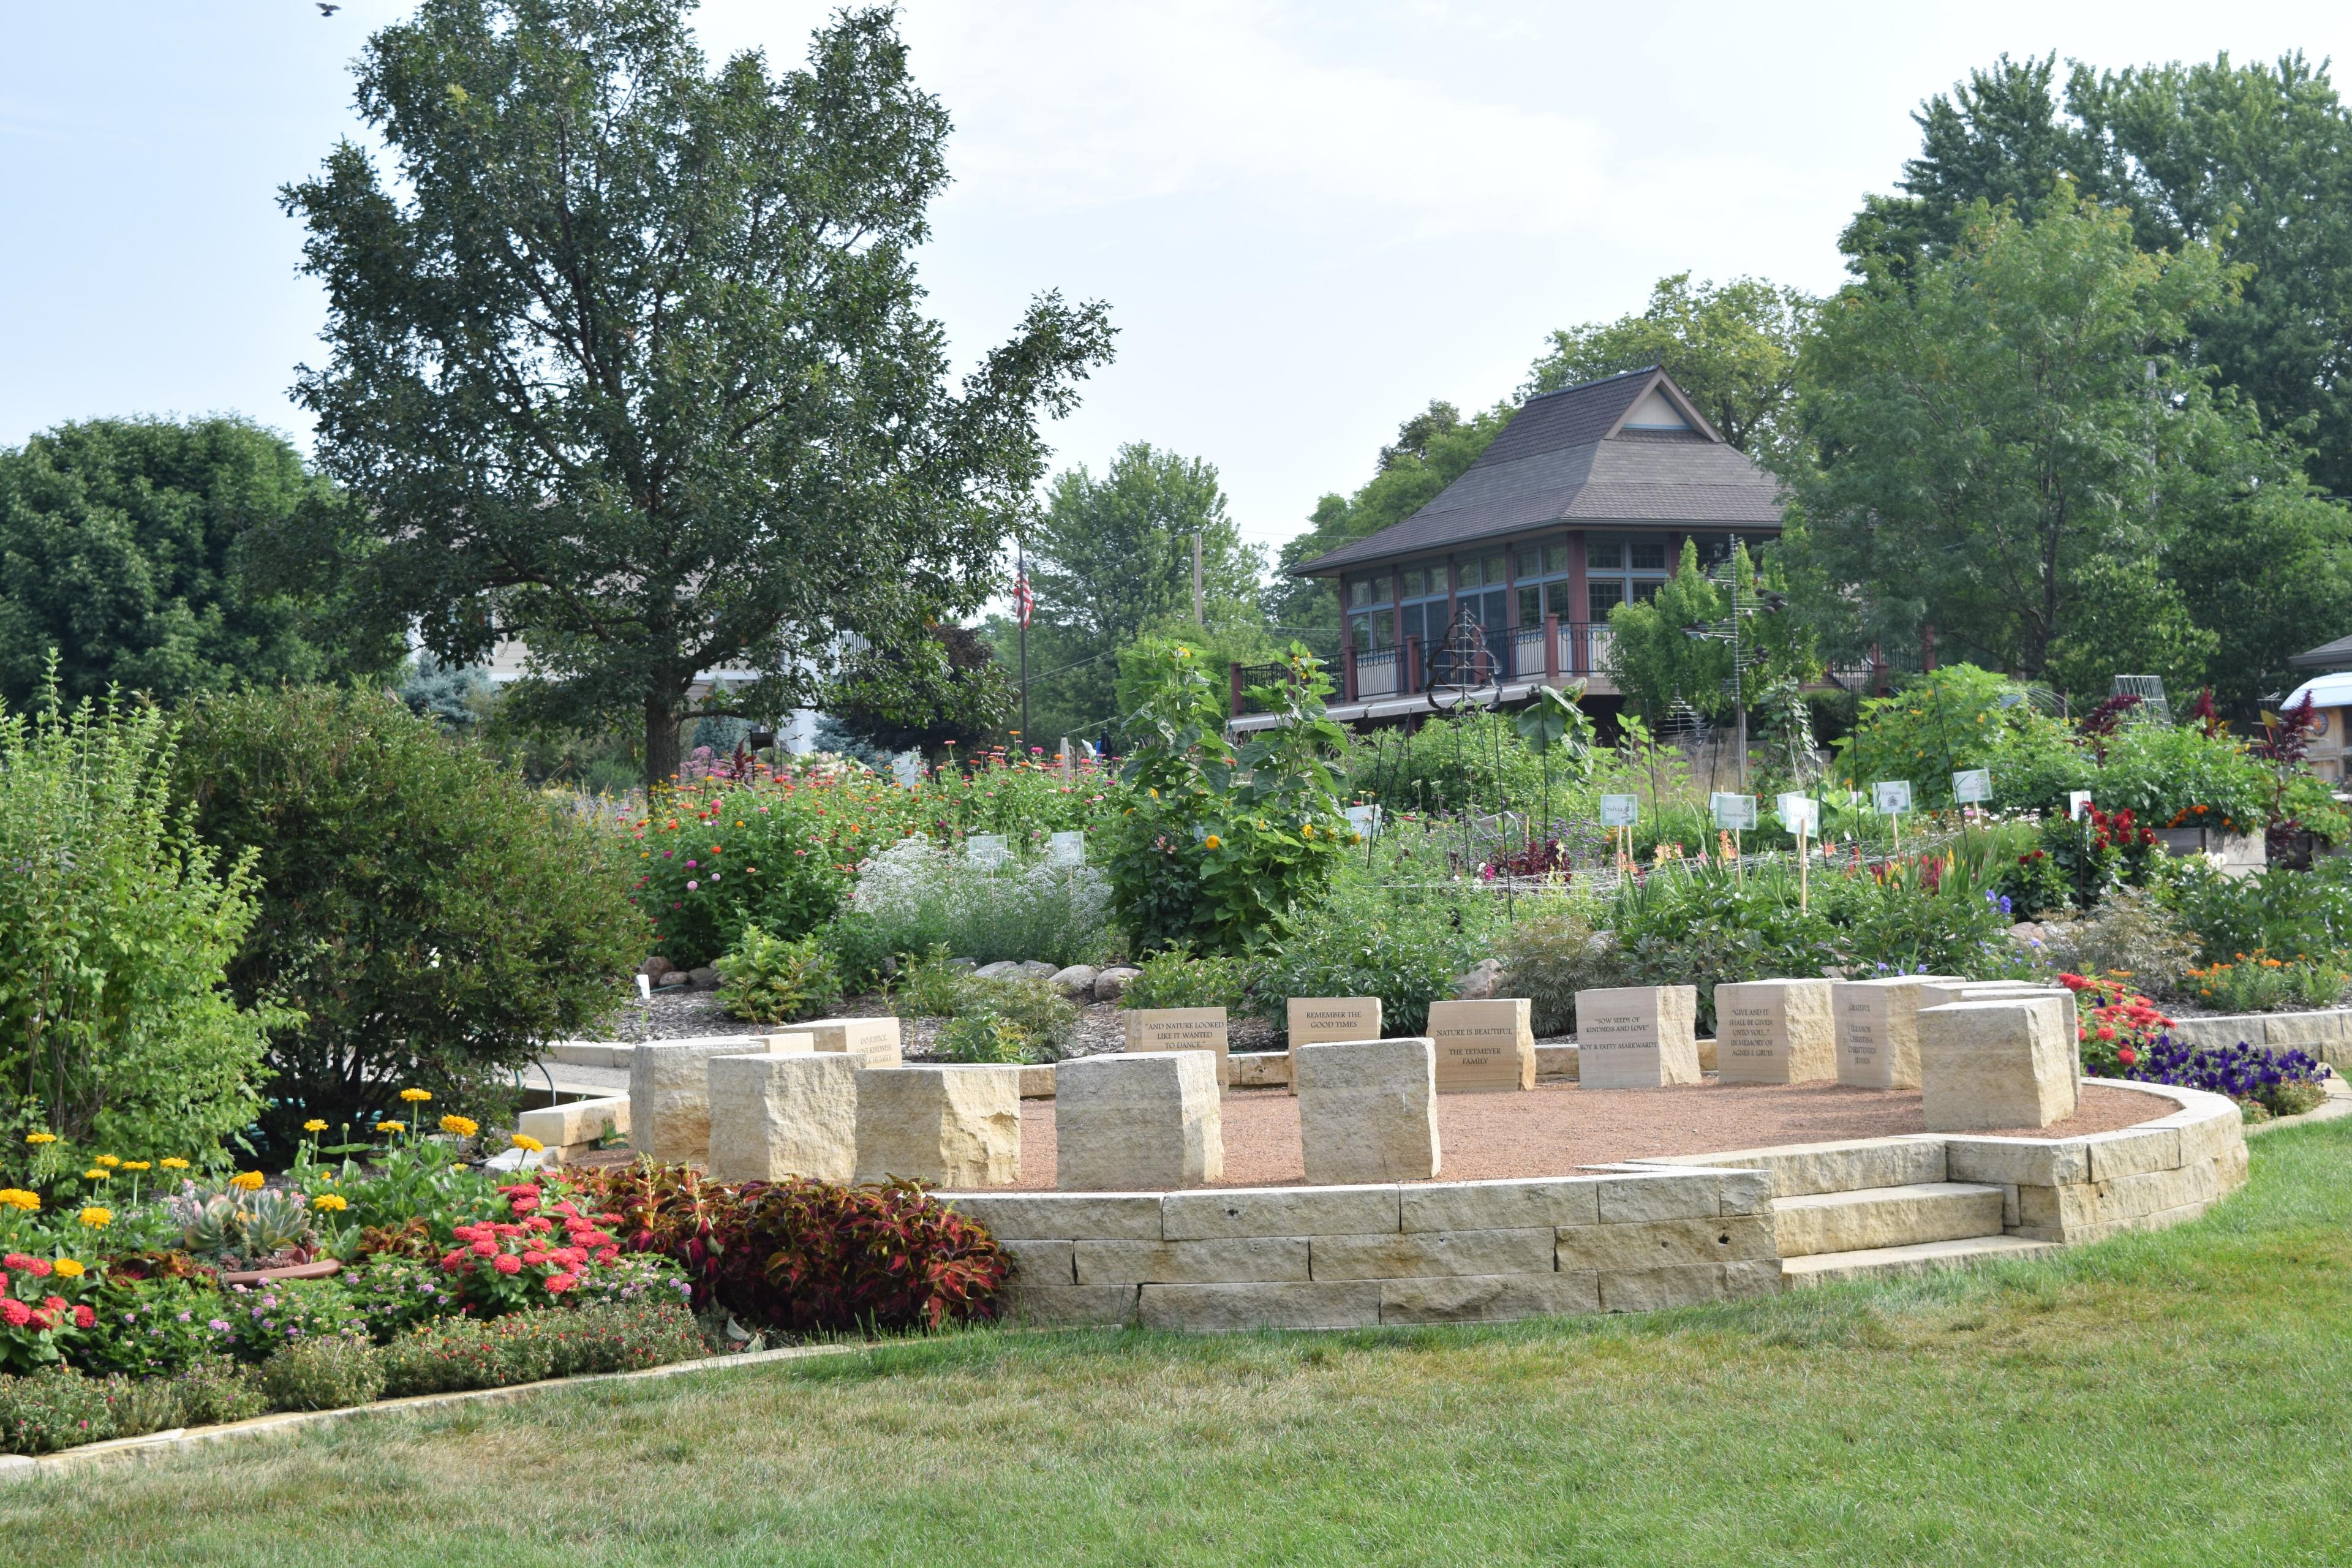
[1017,544,1030,748]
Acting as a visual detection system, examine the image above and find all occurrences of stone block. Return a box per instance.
[1770,1183,2002,1257]
[1917,998,2078,1131]
[1076,1237,1309,1285]
[2265,1011,2345,1048]
[1054,1052,1223,1191]
[1162,1184,1400,1240]
[1713,979,1836,1084]
[1294,1037,1440,1184]
[2015,1181,2098,1240]
[2170,1107,2244,1166]
[1717,1170,1773,1216]
[705,1051,859,1184]
[1697,1037,1717,1072]
[1018,1065,1055,1099]
[1556,1215,1774,1272]
[1137,1281,1383,1332]
[1535,1044,1578,1080]
[1400,1177,1600,1233]
[1285,996,1382,1095]
[998,1238,1077,1285]
[801,1017,902,1069]
[1598,1265,1727,1312]
[1665,1136,1947,1199]
[1003,1283,1139,1327]
[1379,1272,1601,1324]
[1724,1259,1785,1300]
[2084,1125,2183,1182]
[1123,1008,1230,1086]
[629,1037,787,1164]
[853,1065,1021,1187]
[1942,1136,2090,1188]
[940,1191,1165,1241]
[1425,998,1536,1093]
[518,1095,628,1152]
[1831,975,1963,1090]
[1594,1170,1721,1224]
[2218,1140,2250,1190]
[1229,1052,1291,1088]
[1310,1227,1555,1280]
[1572,986,1701,1089]
[1920,984,2077,1058]
[760,1031,816,1054]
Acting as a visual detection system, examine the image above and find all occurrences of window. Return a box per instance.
[1687,532,1771,570]
[1512,535,1574,627]
[1396,559,1452,650]
[1349,609,1396,650]
[1586,532,1670,621]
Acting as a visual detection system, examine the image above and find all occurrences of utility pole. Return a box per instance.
[1016,543,1032,748]
[1192,532,1204,626]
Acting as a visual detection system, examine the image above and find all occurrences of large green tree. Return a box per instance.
[273,2,1114,786]
[1787,190,2352,714]
[993,442,1263,743]
[1525,274,1818,458]
[1844,51,2352,496]
[0,417,393,709]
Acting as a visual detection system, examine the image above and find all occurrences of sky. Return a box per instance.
[7,1,2352,565]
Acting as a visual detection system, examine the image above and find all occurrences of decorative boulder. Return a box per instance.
[706,1052,859,1183]
[1453,958,1504,1001]
[971,960,1020,981]
[1294,1038,1439,1183]
[1049,964,1101,1001]
[1093,966,1142,1003]
[853,1066,1022,1187]
[1054,1052,1223,1190]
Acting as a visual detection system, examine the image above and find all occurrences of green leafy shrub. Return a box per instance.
[345,1256,464,1342]
[847,837,1114,968]
[172,1355,268,1427]
[966,976,1079,1057]
[1493,907,1622,1038]
[175,687,646,1155]
[536,1300,704,1378]
[2088,725,2273,834]
[2165,856,2352,964]
[714,928,843,1024]
[1109,646,1350,953]
[1121,947,1250,1012]
[74,1276,236,1377]
[2183,951,2350,1012]
[1834,664,2078,805]
[934,1011,1033,1064]
[1342,710,1550,816]
[815,911,898,993]
[217,1278,368,1363]
[1251,886,1479,1038]
[0,688,276,1163]
[261,1335,385,1411]
[2037,889,2199,995]
[0,1366,185,1455]
[379,1314,559,1396]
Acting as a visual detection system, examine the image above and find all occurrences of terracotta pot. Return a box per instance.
[217,1257,342,1287]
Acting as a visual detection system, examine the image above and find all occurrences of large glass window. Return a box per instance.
[1396,558,1452,652]
[1513,537,1574,626]
[1585,532,1670,620]
[1346,573,1396,650]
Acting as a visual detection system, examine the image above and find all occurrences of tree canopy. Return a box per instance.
[0,417,393,709]
[273,1,1113,786]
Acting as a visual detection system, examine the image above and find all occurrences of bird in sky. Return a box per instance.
[317,3,340,15]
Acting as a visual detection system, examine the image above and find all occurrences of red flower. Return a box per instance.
[543,1273,578,1294]
[40,1296,62,1313]
[0,1254,30,1270]
[470,1238,497,1257]
[25,1259,50,1278]
[492,1254,523,1276]
[525,1216,553,1233]
[440,1250,467,1272]
[2117,1046,2138,1066]
[72,1305,94,1329]
[521,1250,548,1265]
[0,1300,30,1327]
[595,1246,620,1265]
[2096,1026,2116,1042]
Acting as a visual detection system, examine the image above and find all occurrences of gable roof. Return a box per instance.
[1292,367,1784,577]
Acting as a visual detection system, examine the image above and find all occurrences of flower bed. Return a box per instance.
[2061,973,2332,1119]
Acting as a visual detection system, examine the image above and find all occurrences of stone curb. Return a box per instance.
[0,1340,869,1482]
[2245,1078,2352,1139]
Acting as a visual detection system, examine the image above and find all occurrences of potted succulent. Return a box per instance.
[167,1180,342,1285]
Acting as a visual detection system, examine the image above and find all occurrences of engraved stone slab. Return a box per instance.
[1917,997,2080,1131]
[1832,975,1964,1089]
[1285,997,1382,1095]
[853,1065,1022,1186]
[1124,1007,1230,1087]
[1572,986,1701,1089]
[1713,979,1836,1085]
[1055,1052,1223,1191]
[1294,1037,1440,1183]
[706,1050,858,1183]
[799,1016,902,1069]
[1425,998,1536,1093]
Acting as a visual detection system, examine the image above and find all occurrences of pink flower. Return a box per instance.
[492,1254,523,1275]
[440,1250,467,1272]
[471,1238,498,1257]
[1,1254,31,1270]
[525,1216,553,1232]
[595,1246,620,1265]
[521,1250,548,1265]
[25,1259,49,1278]
[72,1305,94,1329]
[0,1300,29,1327]
[543,1273,578,1294]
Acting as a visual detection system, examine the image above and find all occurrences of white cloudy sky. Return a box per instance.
[7,1,2352,560]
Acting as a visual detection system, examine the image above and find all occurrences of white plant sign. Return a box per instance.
[1873,780,1914,816]
[1952,769,1992,804]
[1776,793,1818,835]
[1709,793,1757,831]
[1598,794,1640,827]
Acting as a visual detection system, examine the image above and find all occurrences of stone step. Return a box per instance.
[1773,1181,2006,1257]
[1781,1233,2062,1285]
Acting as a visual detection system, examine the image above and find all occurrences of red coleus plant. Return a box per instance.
[437,1185,628,1316]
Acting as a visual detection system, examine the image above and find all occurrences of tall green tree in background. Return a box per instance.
[1525,274,1817,457]
[1843,50,2352,496]
[1265,400,1510,645]
[0,417,394,708]
[1785,190,2352,714]
[273,2,1114,788]
[992,442,1264,746]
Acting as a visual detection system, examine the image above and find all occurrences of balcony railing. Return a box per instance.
[1326,618,1620,704]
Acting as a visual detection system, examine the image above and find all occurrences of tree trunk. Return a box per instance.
[644,691,683,791]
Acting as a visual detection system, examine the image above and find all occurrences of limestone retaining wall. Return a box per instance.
[944,1078,2248,1332]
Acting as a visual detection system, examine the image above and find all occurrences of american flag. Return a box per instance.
[1014,568,1035,627]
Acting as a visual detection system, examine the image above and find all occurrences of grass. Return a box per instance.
[15,1120,2352,1566]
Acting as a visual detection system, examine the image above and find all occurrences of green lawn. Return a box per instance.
[13,1121,2352,1567]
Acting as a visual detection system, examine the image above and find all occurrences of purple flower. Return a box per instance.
[208,1319,230,1333]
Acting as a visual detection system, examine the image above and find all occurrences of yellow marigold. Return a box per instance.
[0,1190,39,1212]
[376,1121,405,1136]
[510,1133,545,1153]
[77,1207,111,1229]
[159,1158,189,1170]
[312,1193,349,1213]
[440,1115,480,1139]
[1203,834,1221,849]
[121,1161,150,1172]
[82,1168,110,1182]
[50,1259,84,1279]
[92,1155,121,1169]
[24,1133,56,1146]
[229,1171,265,1192]
[399,1087,433,1104]
[303,1119,328,1134]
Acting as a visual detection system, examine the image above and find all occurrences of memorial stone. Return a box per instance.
[853,1065,1022,1186]
[628,1035,786,1164]
[1713,979,1837,1084]
[1284,997,1381,1095]
[1294,1038,1440,1183]
[799,1016,903,1069]
[706,1051,858,1183]
[1425,998,1536,1092]
[1124,1007,1231,1086]
[1917,997,2079,1130]
[1572,986,1701,1088]
[1831,975,1965,1089]
[1054,1052,1223,1190]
